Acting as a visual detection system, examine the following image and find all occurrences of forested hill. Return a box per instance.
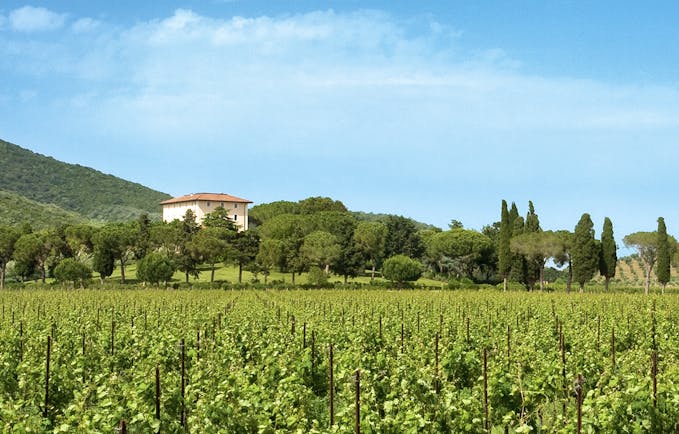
[0,139,171,222]
[0,189,85,229]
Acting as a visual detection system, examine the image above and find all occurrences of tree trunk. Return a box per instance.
[325,264,330,275]
[370,261,376,282]
[604,276,610,291]
[0,264,5,290]
[291,272,295,285]
[238,263,243,283]
[661,282,666,295]
[539,263,545,291]
[645,265,652,296]
[566,263,573,293]
[579,282,584,293]
[40,264,46,284]
[120,262,126,284]
[185,271,189,283]
[344,274,348,284]
[210,264,215,283]
[503,276,507,291]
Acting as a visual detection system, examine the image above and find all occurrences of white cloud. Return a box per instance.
[9,6,66,32]
[4,8,679,235]
[71,17,100,33]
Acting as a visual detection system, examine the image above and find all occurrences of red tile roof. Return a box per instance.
[160,193,253,205]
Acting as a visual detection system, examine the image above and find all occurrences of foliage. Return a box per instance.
[624,231,659,295]
[0,139,170,222]
[53,258,92,288]
[655,217,671,291]
[497,200,512,287]
[424,228,493,280]
[510,231,564,290]
[382,254,423,284]
[13,232,51,283]
[0,290,677,432]
[572,213,599,291]
[136,252,176,286]
[0,189,85,229]
[384,215,425,260]
[354,221,387,281]
[301,231,341,273]
[0,225,20,289]
[599,217,617,290]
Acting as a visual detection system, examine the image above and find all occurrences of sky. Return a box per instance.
[2,1,679,253]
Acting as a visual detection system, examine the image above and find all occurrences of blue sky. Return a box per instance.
[1,1,679,252]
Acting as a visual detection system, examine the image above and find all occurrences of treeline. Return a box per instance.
[0,196,675,292]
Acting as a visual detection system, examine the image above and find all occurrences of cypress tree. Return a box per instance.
[572,213,598,292]
[656,217,670,294]
[598,217,617,291]
[498,200,512,291]
[523,201,542,290]
[509,202,519,226]
[509,216,527,286]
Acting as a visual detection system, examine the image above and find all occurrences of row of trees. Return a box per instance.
[0,196,675,291]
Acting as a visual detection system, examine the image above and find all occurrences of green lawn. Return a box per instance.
[104,262,447,287]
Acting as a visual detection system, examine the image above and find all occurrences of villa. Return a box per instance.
[160,193,253,231]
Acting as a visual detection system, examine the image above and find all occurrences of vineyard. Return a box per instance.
[0,289,678,433]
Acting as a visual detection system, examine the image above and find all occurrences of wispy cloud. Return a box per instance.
[2,7,679,233]
[8,6,66,32]
[71,17,100,33]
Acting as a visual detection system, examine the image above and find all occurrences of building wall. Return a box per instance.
[162,200,249,231]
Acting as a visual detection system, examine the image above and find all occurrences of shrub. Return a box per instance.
[137,253,175,287]
[54,258,92,288]
[382,255,423,287]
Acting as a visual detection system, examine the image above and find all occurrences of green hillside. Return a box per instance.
[0,189,85,229]
[0,139,171,221]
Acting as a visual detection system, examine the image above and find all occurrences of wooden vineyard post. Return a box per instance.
[400,321,404,354]
[119,420,127,434]
[575,374,583,434]
[651,351,658,408]
[434,333,440,394]
[180,339,186,427]
[466,317,470,344]
[597,317,601,351]
[155,364,161,434]
[311,331,316,372]
[111,319,115,356]
[507,324,511,368]
[19,321,23,361]
[329,344,334,427]
[44,335,51,418]
[483,348,489,434]
[611,328,616,369]
[196,329,201,361]
[354,369,361,434]
[379,315,382,340]
[303,322,307,348]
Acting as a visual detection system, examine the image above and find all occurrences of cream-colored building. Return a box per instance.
[160,193,253,231]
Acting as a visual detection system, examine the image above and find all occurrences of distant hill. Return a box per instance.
[0,139,171,222]
[0,189,85,229]
[352,211,440,231]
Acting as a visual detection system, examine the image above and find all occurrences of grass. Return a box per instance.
[102,262,447,288]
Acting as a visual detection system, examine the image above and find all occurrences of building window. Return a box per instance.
[207,202,211,207]
[234,203,238,208]
[234,215,238,221]
[221,202,224,207]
